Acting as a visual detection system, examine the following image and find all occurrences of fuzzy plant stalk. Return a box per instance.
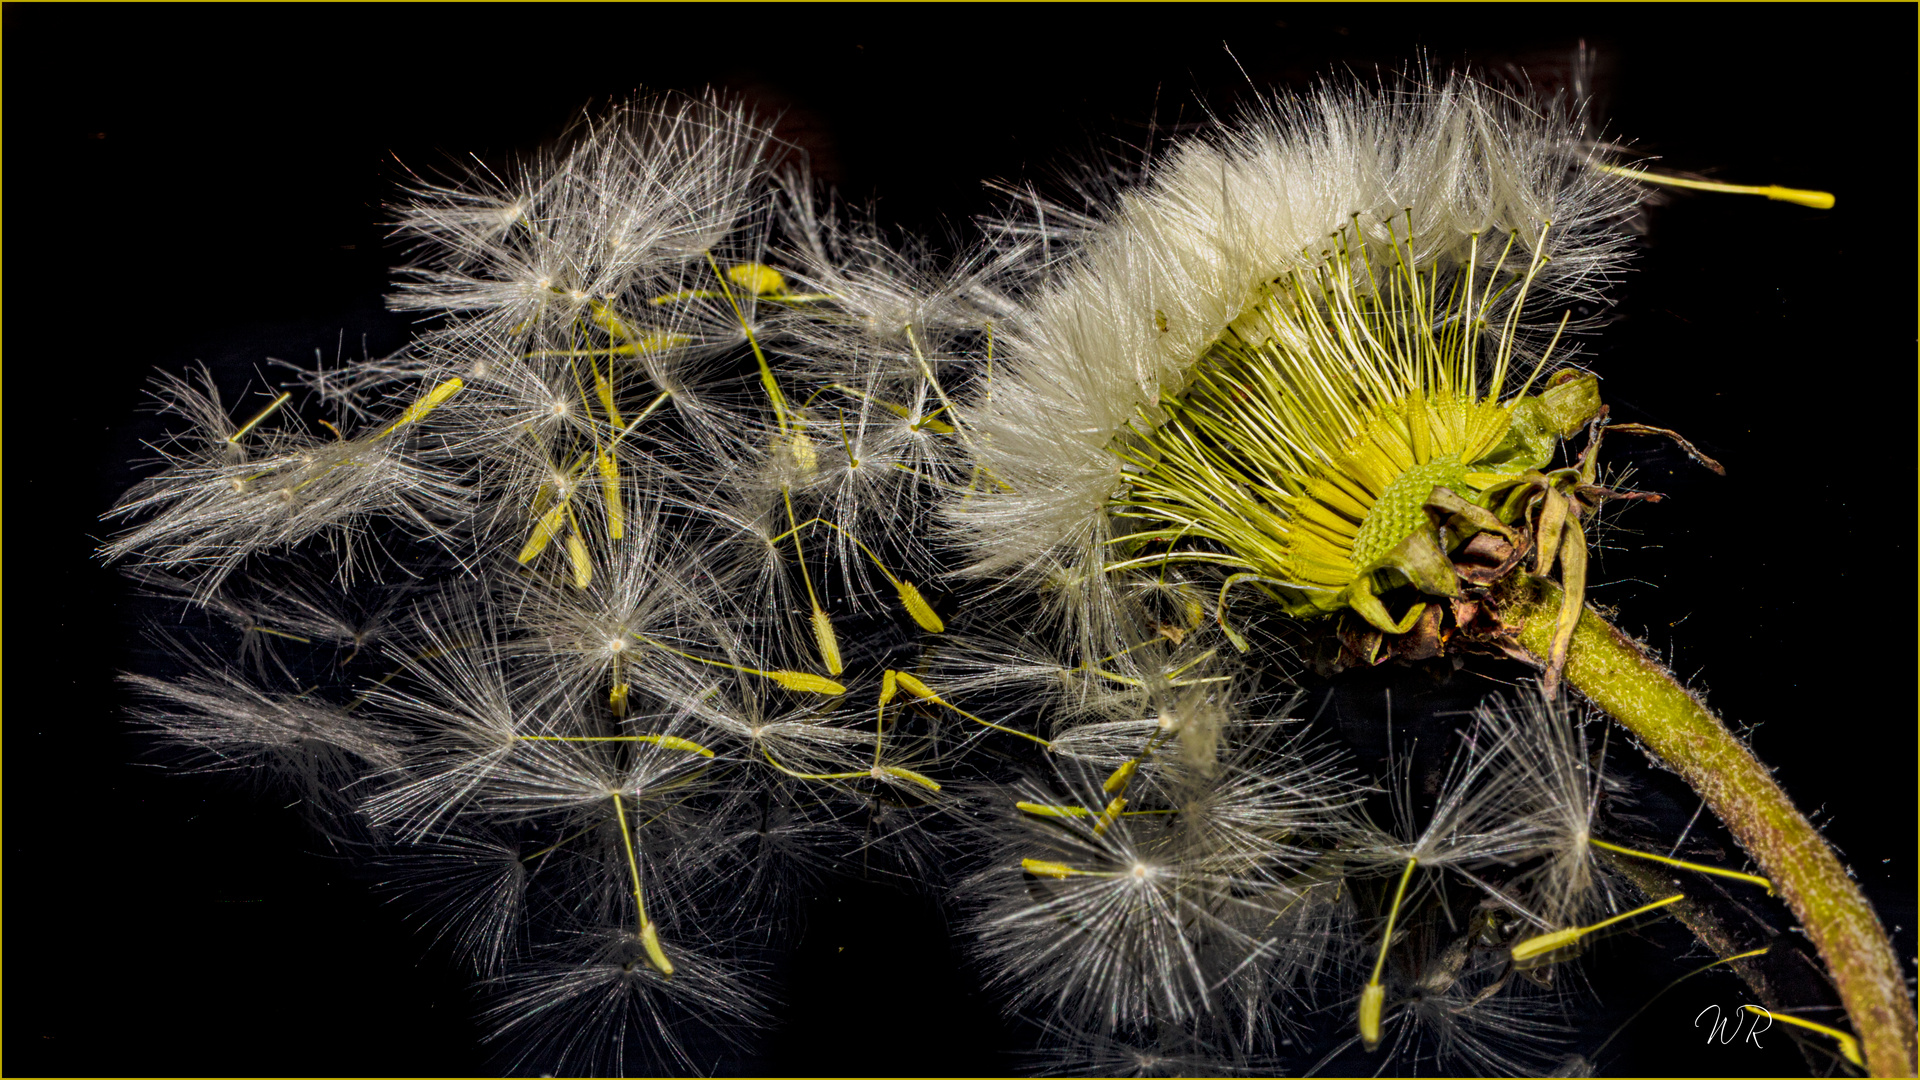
[1495,577,1915,1076]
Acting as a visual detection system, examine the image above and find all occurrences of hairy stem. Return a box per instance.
[1500,577,1916,1076]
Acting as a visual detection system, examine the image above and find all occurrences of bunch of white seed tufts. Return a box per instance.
[104,67,1885,1079]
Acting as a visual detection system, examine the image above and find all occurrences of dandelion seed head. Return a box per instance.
[948,73,1639,644]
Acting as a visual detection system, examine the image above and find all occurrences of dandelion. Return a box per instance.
[390,94,774,337]
[1347,710,1550,1048]
[1475,691,1625,930]
[122,657,406,817]
[1348,906,1574,1076]
[970,766,1275,1033]
[97,58,1906,1079]
[952,75,1632,615]
[375,830,530,975]
[102,365,469,593]
[941,69,1905,1073]
[963,687,1365,1044]
[662,661,874,784]
[771,178,1017,581]
[484,929,773,1076]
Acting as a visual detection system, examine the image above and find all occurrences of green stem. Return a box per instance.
[1501,576,1916,1077]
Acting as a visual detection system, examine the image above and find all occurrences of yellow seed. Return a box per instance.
[1358,982,1384,1047]
[638,922,674,977]
[895,580,945,633]
[811,606,844,676]
[1021,858,1077,879]
[1756,185,1835,210]
[635,734,716,758]
[628,331,691,353]
[592,368,623,428]
[766,670,847,696]
[892,671,939,703]
[382,376,464,435]
[588,298,638,341]
[1509,926,1583,962]
[879,765,942,791]
[1103,759,1138,794]
[1595,164,1835,211]
[565,530,593,589]
[1016,801,1092,818]
[1092,796,1127,836]
[1182,593,1205,630]
[880,669,899,706]
[1743,1006,1862,1066]
[609,682,630,717]
[227,390,292,444]
[1512,893,1684,964]
[727,262,788,296]
[598,452,624,540]
[788,429,818,475]
[517,503,568,564]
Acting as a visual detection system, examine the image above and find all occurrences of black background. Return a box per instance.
[7,5,1914,1076]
